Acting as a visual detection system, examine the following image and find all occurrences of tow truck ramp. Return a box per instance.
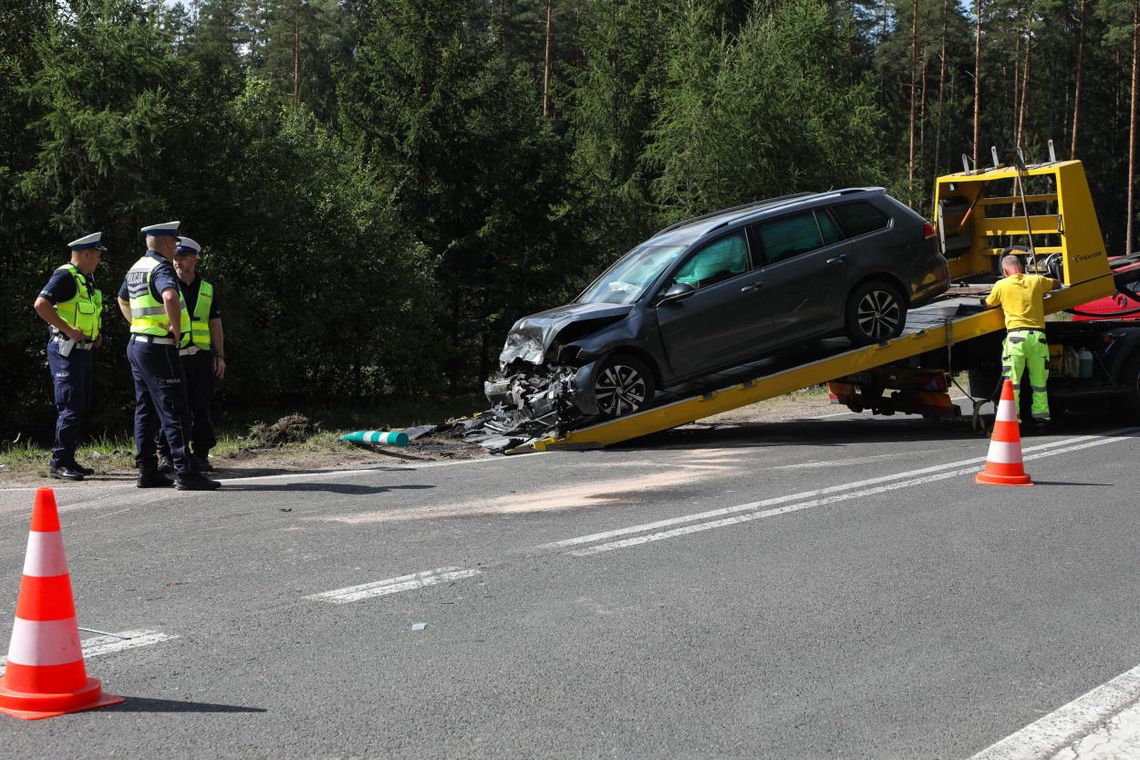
[510,157,1117,454]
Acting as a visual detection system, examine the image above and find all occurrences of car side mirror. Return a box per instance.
[658,282,695,305]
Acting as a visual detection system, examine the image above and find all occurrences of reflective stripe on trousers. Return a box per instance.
[1001,331,1050,421]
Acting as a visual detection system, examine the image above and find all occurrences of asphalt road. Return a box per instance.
[0,411,1138,758]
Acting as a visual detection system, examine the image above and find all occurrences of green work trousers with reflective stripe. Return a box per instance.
[1002,330,1050,421]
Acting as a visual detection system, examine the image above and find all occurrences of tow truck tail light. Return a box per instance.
[923,221,937,240]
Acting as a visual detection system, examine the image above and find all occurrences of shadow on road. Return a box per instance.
[109,696,267,713]
[221,483,435,495]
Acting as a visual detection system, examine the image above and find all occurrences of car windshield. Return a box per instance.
[577,243,688,304]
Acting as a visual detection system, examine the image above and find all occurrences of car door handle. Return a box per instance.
[740,283,764,293]
[826,254,848,265]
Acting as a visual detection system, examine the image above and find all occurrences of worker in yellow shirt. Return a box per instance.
[983,253,1061,425]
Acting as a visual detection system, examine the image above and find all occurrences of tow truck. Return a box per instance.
[498,146,1140,453]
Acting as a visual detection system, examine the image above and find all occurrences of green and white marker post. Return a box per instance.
[341,430,409,447]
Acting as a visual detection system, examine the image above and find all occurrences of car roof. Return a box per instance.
[648,187,886,245]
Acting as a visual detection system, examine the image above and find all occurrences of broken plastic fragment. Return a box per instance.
[411,623,427,632]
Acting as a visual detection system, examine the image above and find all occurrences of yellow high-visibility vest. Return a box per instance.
[53,264,102,340]
[125,256,190,347]
[190,279,214,349]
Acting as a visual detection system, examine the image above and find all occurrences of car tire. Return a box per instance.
[845,280,907,345]
[593,354,656,419]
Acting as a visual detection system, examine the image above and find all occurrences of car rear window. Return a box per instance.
[752,213,823,264]
[830,202,890,237]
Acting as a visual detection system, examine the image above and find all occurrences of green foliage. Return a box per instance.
[4,0,1140,444]
[647,0,887,220]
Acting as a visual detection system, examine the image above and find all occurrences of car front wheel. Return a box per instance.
[593,354,655,419]
[845,280,907,345]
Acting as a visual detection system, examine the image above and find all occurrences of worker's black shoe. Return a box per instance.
[137,470,174,488]
[175,473,221,491]
[49,465,85,482]
[194,453,214,472]
[157,455,174,475]
[70,461,95,476]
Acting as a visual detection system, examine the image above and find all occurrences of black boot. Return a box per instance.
[69,461,96,476]
[137,468,174,488]
[157,455,174,475]
[175,472,221,491]
[194,452,214,472]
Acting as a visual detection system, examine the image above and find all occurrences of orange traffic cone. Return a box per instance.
[0,488,123,719]
[976,379,1034,486]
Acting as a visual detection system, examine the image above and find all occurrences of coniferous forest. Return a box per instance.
[2,0,1139,440]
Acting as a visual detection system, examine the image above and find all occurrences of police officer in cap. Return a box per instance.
[155,236,224,473]
[33,232,106,481]
[116,221,220,491]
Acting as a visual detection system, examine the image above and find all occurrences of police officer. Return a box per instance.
[156,236,224,472]
[116,221,220,491]
[33,232,105,481]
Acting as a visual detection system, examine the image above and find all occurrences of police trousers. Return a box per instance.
[127,339,195,476]
[1002,329,1050,421]
[47,339,92,468]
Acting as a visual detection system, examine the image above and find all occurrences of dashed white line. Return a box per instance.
[970,661,1140,759]
[306,567,481,604]
[548,430,1136,556]
[0,628,177,677]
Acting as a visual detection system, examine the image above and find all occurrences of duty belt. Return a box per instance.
[130,334,177,346]
[1007,328,1044,334]
[51,333,94,350]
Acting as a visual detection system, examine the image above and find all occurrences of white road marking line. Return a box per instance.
[558,431,1136,556]
[537,432,1119,553]
[0,629,177,677]
[970,661,1140,760]
[306,567,481,604]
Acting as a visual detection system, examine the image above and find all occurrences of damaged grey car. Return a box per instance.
[486,188,950,432]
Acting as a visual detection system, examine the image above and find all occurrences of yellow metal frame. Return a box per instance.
[519,160,1116,453]
[933,159,1110,285]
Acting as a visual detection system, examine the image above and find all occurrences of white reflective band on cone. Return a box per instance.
[995,399,1018,423]
[985,440,1024,464]
[21,531,69,578]
[6,617,83,666]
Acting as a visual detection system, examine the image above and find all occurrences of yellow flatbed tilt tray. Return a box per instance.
[512,156,1116,453]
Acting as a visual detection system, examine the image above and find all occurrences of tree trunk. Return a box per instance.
[1129,0,1139,254]
[292,12,300,109]
[1071,0,1087,157]
[919,52,929,169]
[973,0,982,168]
[934,0,948,175]
[543,0,554,118]
[1017,15,1032,148]
[909,0,919,187]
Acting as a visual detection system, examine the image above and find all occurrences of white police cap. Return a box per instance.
[176,236,202,255]
[67,232,107,251]
[140,220,180,236]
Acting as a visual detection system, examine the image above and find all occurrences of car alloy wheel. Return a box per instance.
[594,356,654,418]
[845,280,907,345]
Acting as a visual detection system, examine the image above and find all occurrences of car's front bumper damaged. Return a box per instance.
[447,362,599,453]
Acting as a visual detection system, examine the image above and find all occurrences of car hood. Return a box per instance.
[499,302,633,366]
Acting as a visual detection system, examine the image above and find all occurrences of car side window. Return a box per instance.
[830,202,890,238]
[816,210,842,245]
[752,212,824,265]
[670,231,751,290]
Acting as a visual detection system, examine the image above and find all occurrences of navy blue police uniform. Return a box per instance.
[39,268,98,475]
[156,275,221,466]
[118,224,214,490]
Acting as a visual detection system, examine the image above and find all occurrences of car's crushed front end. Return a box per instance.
[479,303,636,439]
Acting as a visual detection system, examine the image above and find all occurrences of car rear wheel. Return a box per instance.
[594,354,655,419]
[845,280,907,345]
